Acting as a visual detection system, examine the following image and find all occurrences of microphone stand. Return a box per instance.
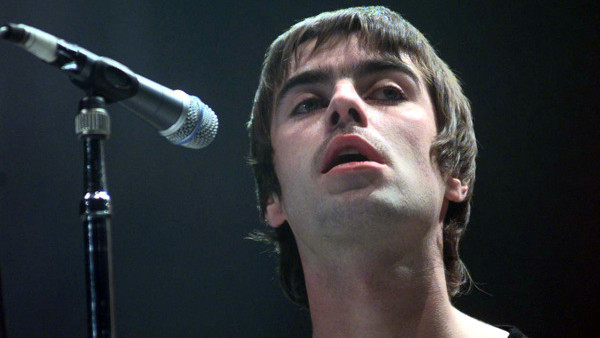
[76,95,115,337]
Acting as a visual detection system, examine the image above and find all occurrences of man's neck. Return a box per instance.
[299,235,460,338]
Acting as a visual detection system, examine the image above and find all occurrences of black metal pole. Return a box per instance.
[76,96,115,337]
[0,263,7,338]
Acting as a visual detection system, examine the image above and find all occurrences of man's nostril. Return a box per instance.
[349,108,361,123]
[330,111,340,125]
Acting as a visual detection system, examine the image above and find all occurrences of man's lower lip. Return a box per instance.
[323,161,385,174]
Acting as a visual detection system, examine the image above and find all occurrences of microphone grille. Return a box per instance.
[161,95,218,149]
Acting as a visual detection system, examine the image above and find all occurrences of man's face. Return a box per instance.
[265,35,466,254]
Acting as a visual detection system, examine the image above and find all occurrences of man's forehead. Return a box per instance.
[286,34,419,80]
[290,35,367,74]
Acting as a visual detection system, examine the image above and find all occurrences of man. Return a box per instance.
[248,6,526,337]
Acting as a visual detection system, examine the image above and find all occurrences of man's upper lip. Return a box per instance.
[320,134,385,173]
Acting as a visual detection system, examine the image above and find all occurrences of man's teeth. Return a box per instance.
[338,148,361,156]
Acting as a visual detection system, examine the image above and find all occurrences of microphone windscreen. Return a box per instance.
[160,95,218,149]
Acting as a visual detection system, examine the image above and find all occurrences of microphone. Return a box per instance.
[0,23,218,149]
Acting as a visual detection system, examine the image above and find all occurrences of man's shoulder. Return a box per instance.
[454,308,526,338]
[495,325,529,338]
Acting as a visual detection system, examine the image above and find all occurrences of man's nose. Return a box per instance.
[326,81,368,130]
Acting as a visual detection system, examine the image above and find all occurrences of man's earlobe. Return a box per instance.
[445,177,468,203]
[265,194,287,228]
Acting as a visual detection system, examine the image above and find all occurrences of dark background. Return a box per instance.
[1,1,598,337]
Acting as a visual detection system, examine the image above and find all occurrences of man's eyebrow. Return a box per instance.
[275,69,333,108]
[353,59,422,87]
[274,58,422,108]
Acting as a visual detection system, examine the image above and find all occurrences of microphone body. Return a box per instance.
[0,23,218,149]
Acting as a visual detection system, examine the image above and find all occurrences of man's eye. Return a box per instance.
[292,98,327,115]
[369,86,406,102]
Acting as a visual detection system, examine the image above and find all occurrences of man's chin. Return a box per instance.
[316,186,405,222]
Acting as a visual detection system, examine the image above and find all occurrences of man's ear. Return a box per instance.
[445,177,468,203]
[265,194,287,228]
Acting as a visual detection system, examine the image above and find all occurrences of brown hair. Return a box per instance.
[248,6,477,308]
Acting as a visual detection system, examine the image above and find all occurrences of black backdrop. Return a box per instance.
[1,1,598,337]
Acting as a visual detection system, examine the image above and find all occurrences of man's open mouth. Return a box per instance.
[320,135,385,174]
